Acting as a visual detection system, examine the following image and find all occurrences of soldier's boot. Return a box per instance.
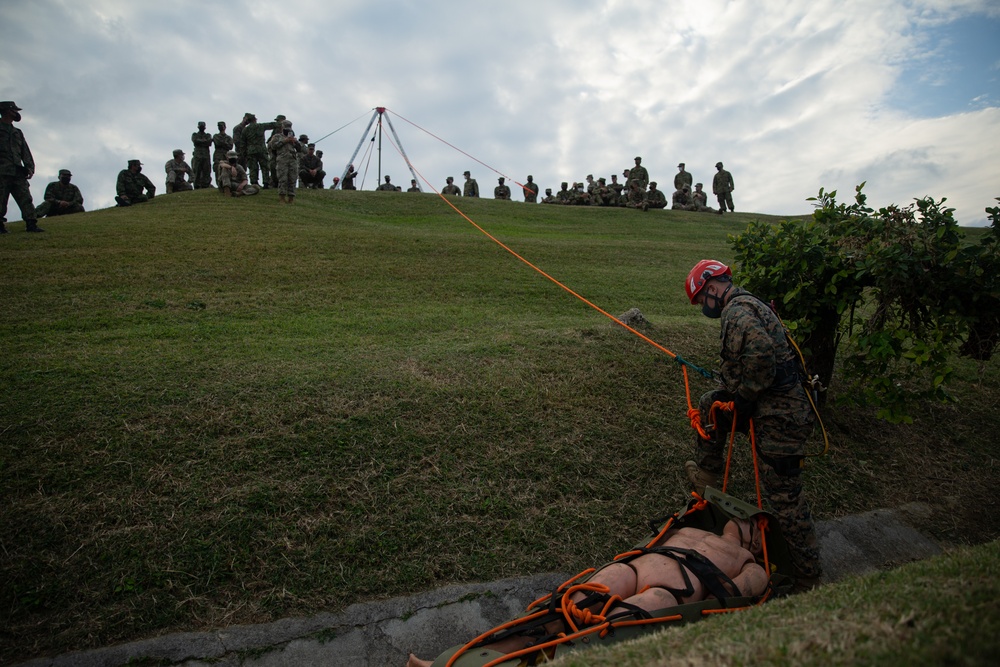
[278,193,287,203]
[0,221,7,234]
[287,195,294,205]
[25,219,45,233]
[684,461,719,497]
[222,186,231,197]
[166,183,174,194]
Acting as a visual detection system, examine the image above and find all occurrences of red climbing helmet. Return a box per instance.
[685,260,732,304]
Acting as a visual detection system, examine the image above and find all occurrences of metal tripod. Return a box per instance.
[338,107,421,191]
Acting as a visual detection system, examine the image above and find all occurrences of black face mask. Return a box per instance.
[228,158,237,165]
[701,282,732,319]
[59,176,71,184]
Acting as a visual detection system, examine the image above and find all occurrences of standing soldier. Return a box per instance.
[462,170,479,198]
[629,156,649,191]
[267,119,304,203]
[212,121,234,186]
[266,115,286,189]
[191,121,213,189]
[233,113,251,168]
[441,176,461,196]
[494,177,511,200]
[340,164,357,190]
[243,113,280,188]
[674,162,693,192]
[712,162,735,214]
[36,169,84,218]
[0,100,42,233]
[683,260,822,591]
[522,175,539,203]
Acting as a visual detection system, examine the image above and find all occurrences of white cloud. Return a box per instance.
[0,0,997,225]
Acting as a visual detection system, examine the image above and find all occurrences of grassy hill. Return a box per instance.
[1,189,997,663]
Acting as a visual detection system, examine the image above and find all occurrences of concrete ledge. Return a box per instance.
[15,504,941,667]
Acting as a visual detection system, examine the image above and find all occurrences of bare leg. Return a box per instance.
[406,654,432,667]
[618,587,679,614]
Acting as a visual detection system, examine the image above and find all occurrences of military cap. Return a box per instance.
[545,188,552,193]
[58,169,72,176]
[446,176,454,182]
[634,156,642,161]
[308,143,315,148]
[128,159,143,166]
[0,101,22,111]
[173,149,184,155]
[218,121,226,126]
[598,177,606,182]
[649,181,657,187]
[498,177,505,182]
[197,121,206,127]
[561,181,568,186]
[587,174,593,179]
[275,114,286,122]
[226,150,238,159]
[716,161,724,168]
[463,170,471,176]
[695,182,703,187]
[299,134,309,142]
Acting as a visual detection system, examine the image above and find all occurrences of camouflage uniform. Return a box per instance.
[116,164,156,204]
[646,183,667,209]
[671,187,692,210]
[298,147,325,189]
[713,163,735,212]
[629,159,649,190]
[624,181,647,210]
[233,115,250,168]
[164,155,193,192]
[244,119,279,186]
[36,176,84,217]
[522,177,539,203]
[692,184,712,212]
[540,189,556,204]
[494,179,511,200]
[694,287,821,579]
[191,126,213,189]
[212,126,234,182]
[441,178,461,196]
[0,111,38,229]
[674,165,693,192]
[463,173,479,198]
[267,126,304,197]
[555,183,572,204]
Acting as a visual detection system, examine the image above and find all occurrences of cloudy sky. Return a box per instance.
[2,0,998,225]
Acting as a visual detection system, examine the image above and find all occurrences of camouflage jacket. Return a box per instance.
[674,170,693,191]
[647,188,667,206]
[116,169,155,198]
[0,122,34,177]
[441,184,461,195]
[233,123,246,152]
[494,184,511,199]
[268,132,304,160]
[713,169,734,195]
[718,287,805,416]
[629,165,649,189]
[43,181,84,206]
[191,131,213,156]
[212,132,234,159]
[463,178,479,197]
[244,121,279,155]
[300,154,322,171]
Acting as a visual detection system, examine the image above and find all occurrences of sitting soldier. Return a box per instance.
[115,159,156,206]
[376,175,397,191]
[540,188,556,204]
[625,179,648,211]
[406,516,768,667]
[36,169,84,217]
[164,149,193,194]
[217,150,248,197]
[672,184,693,210]
[646,181,667,209]
[691,182,715,212]
[298,143,326,189]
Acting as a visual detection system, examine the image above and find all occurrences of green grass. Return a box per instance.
[552,539,1000,667]
[1,189,997,663]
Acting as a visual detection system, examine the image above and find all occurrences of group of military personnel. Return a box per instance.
[1,100,85,233]
[436,157,736,215]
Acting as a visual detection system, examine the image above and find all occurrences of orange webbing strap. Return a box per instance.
[375,116,718,445]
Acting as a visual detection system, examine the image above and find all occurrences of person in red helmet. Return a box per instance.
[684,259,822,592]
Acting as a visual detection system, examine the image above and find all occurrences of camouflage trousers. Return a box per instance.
[275,155,299,196]
[696,388,822,579]
[192,153,212,189]
[0,174,36,222]
[716,192,734,212]
[246,151,268,187]
[36,200,84,217]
